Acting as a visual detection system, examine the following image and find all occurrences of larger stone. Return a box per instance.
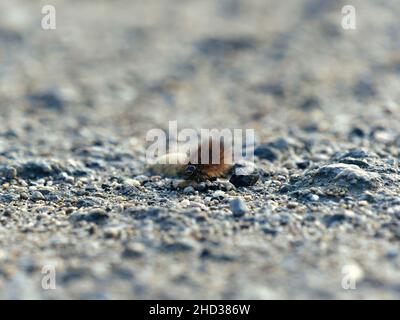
[229,162,260,187]
[314,163,381,191]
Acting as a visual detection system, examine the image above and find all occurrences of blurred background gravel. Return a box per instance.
[0,0,400,299]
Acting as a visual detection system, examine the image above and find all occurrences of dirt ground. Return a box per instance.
[0,0,399,299]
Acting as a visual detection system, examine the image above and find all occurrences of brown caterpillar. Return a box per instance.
[183,138,233,182]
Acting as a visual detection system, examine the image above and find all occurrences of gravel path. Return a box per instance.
[0,0,399,299]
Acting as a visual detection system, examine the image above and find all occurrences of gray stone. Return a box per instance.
[230,198,248,216]
[314,163,381,191]
[183,186,195,194]
[254,145,278,161]
[31,191,45,201]
[229,162,260,187]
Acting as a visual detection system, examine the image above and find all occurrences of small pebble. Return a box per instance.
[183,186,195,194]
[180,199,190,207]
[230,198,248,216]
[31,191,45,201]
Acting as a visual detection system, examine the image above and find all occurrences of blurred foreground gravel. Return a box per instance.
[0,0,400,299]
